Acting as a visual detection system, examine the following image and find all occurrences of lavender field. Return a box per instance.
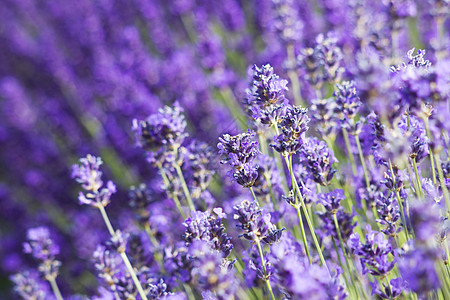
[1,0,449,299]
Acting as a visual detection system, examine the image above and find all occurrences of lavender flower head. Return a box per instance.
[299,137,338,186]
[370,277,407,299]
[23,227,61,280]
[72,154,117,207]
[271,105,310,157]
[348,226,396,276]
[376,192,403,237]
[333,81,362,125]
[183,208,233,257]
[233,199,284,245]
[188,240,238,300]
[398,114,429,163]
[318,189,345,214]
[218,130,260,187]
[11,270,49,300]
[246,64,289,127]
[132,102,187,165]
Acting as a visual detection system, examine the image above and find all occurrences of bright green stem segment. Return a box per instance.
[332,214,358,297]
[48,277,63,300]
[342,128,357,175]
[158,166,186,219]
[97,205,149,300]
[173,163,196,212]
[295,205,312,265]
[249,187,261,207]
[423,117,438,187]
[435,154,450,216]
[411,157,424,198]
[255,240,276,300]
[285,155,331,276]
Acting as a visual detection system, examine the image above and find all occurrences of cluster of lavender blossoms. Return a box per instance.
[3,0,450,299]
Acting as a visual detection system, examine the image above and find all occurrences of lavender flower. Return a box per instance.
[71,155,117,208]
[218,130,260,187]
[271,0,303,46]
[376,192,403,237]
[271,105,310,156]
[348,226,396,276]
[132,103,187,166]
[299,137,337,186]
[333,81,362,126]
[183,208,233,257]
[11,270,49,300]
[370,277,407,299]
[23,227,61,281]
[233,199,284,245]
[310,97,338,137]
[188,240,238,300]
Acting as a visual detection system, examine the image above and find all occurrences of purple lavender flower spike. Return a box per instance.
[271,0,304,46]
[318,189,346,214]
[370,277,407,299]
[93,245,121,295]
[23,227,61,281]
[218,130,261,187]
[132,102,187,166]
[10,270,49,300]
[233,199,284,245]
[188,240,238,300]
[333,80,362,126]
[183,209,233,258]
[348,226,396,277]
[72,154,117,207]
[299,137,338,186]
[310,97,338,137]
[398,246,440,296]
[271,105,310,156]
[376,192,403,237]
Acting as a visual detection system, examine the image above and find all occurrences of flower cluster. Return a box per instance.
[218,130,260,187]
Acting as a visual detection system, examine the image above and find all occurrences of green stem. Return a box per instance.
[285,156,330,276]
[158,166,186,219]
[295,205,312,264]
[249,187,261,207]
[48,278,63,300]
[342,128,357,175]
[332,214,359,298]
[98,206,148,300]
[120,252,149,300]
[423,117,438,187]
[331,238,353,298]
[355,135,371,188]
[173,163,196,211]
[219,87,247,130]
[434,154,450,216]
[411,157,424,198]
[255,240,276,300]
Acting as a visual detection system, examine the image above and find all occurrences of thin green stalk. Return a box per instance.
[48,278,63,300]
[331,238,356,299]
[332,214,359,298]
[342,128,357,175]
[355,135,371,188]
[434,154,450,215]
[255,240,276,300]
[249,187,261,207]
[411,157,424,198]
[158,166,186,219]
[285,156,331,276]
[423,117,438,187]
[119,252,149,300]
[144,224,165,272]
[286,155,312,264]
[295,205,312,264]
[173,163,196,211]
[98,205,148,300]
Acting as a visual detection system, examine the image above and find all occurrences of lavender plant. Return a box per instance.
[3,1,450,299]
